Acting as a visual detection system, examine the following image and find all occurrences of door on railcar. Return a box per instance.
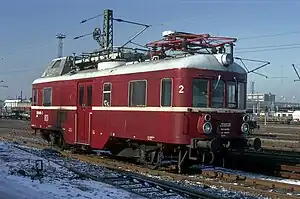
[76,81,93,145]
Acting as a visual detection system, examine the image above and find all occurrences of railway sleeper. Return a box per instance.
[200,169,300,193]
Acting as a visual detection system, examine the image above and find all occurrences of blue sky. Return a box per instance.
[0,0,300,102]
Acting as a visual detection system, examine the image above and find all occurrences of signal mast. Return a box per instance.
[74,9,150,59]
[71,9,271,79]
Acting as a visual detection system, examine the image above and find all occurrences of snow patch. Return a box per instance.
[0,141,142,199]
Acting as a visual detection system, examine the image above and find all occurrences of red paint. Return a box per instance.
[31,68,247,150]
[76,81,93,144]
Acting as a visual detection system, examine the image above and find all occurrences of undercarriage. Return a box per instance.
[38,129,261,174]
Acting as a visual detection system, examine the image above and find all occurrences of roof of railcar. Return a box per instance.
[32,53,246,84]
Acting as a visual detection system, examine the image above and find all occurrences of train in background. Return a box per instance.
[30,9,263,172]
[1,99,31,120]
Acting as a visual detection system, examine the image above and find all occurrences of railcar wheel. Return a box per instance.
[202,151,215,165]
[57,134,69,150]
[49,133,59,146]
[40,130,51,142]
[144,150,163,170]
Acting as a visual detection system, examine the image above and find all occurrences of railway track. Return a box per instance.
[225,149,300,185]
[279,164,300,180]
[12,143,224,199]
[1,119,300,198]
[50,147,300,198]
[252,133,300,141]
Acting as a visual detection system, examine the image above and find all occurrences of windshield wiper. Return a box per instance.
[214,75,221,90]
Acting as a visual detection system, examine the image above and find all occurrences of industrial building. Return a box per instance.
[247,92,276,113]
[247,93,276,103]
[246,91,300,123]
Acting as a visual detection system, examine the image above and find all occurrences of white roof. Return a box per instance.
[33,53,246,84]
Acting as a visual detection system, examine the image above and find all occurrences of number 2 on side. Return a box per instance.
[179,85,184,94]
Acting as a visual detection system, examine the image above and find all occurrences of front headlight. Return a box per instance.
[241,123,249,133]
[243,114,250,122]
[203,122,212,134]
[204,114,211,122]
[221,53,233,66]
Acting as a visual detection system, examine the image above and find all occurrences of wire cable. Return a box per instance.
[238,43,300,50]
[236,46,300,53]
[239,31,300,40]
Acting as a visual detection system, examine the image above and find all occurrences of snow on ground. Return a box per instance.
[0,141,143,199]
[137,171,266,199]
[196,165,300,186]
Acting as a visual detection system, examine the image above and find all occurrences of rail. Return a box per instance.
[2,120,300,198]
[13,144,223,199]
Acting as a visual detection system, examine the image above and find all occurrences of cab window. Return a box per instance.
[32,89,38,106]
[211,80,225,108]
[238,82,246,109]
[227,82,236,108]
[192,79,208,107]
[43,88,52,106]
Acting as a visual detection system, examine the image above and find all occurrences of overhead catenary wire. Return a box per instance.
[2,12,300,80]
[0,32,85,61]
[236,46,300,54]
[1,33,299,60]
[1,9,300,61]
[238,31,300,40]
[238,43,300,50]
[0,69,35,75]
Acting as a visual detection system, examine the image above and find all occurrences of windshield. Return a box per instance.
[192,79,208,107]
[192,78,246,109]
[211,80,225,108]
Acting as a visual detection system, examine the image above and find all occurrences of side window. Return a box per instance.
[238,82,246,109]
[79,86,84,106]
[43,88,52,106]
[32,89,38,106]
[87,85,92,106]
[103,83,111,106]
[227,82,236,108]
[129,80,146,107]
[160,78,172,107]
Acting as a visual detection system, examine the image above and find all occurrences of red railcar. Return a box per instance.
[31,31,261,171]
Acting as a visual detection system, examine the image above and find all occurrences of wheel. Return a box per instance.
[49,133,59,146]
[144,150,163,170]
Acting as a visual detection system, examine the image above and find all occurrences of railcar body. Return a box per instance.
[31,31,261,171]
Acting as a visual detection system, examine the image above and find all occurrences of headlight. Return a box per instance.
[204,114,211,121]
[203,122,212,134]
[241,123,249,133]
[243,114,250,122]
[220,54,233,66]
